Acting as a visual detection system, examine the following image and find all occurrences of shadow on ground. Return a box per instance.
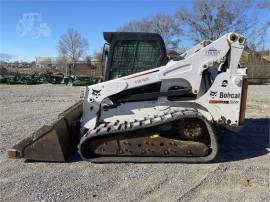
[216,118,269,163]
[67,118,269,163]
[26,118,269,164]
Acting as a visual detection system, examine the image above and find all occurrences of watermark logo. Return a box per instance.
[16,13,51,38]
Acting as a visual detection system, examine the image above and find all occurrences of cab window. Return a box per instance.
[109,40,162,79]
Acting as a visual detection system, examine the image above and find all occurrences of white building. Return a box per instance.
[35,57,66,68]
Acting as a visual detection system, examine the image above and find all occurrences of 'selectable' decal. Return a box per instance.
[209,100,229,104]
[209,100,239,104]
[204,47,221,56]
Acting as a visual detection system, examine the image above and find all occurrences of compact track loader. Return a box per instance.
[8,32,248,163]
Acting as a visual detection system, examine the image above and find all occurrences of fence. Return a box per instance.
[247,64,270,84]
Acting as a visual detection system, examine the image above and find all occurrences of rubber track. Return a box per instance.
[78,109,218,163]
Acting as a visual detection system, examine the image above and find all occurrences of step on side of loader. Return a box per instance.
[7,100,83,162]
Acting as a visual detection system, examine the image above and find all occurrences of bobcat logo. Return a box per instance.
[92,89,101,97]
[210,91,218,98]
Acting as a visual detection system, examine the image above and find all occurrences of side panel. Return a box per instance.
[196,72,245,126]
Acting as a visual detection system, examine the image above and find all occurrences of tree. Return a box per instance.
[257,0,270,9]
[175,0,255,42]
[150,14,182,50]
[94,51,103,63]
[118,20,150,33]
[249,0,270,50]
[86,55,92,64]
[118,13,182,50]
[58,28,88,64]
[248,22,270,51]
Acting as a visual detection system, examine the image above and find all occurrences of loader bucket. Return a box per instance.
[7,100,83,162]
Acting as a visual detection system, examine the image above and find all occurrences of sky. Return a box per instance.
[0,0,269,62]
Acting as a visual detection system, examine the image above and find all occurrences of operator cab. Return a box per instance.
[102,32,169,81]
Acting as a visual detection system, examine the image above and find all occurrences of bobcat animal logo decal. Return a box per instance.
[92,89,101,97]
[210,91,218,98]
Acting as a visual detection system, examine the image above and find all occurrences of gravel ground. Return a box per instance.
[0,84,269,202]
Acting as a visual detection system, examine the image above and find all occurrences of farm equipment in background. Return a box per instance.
[22,74,43,85]
[0,71,50,85]
[72,76,98,86]
[47,73,65,84]
[8,32,248,163]
[0,76,6,84]
[0,70,98,86]
[6,72,25,84]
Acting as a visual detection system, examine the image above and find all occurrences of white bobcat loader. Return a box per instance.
[8,32,248,163]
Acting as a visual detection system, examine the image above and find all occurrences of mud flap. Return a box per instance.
[7,100,83,162]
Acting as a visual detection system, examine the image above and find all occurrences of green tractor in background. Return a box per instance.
[72,76,97,86]
[6,72,24,85]
[5,72,49,85]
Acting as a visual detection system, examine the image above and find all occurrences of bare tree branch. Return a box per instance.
[175,0,254,41]
[57,28,88,63]
[118,13,182,50]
